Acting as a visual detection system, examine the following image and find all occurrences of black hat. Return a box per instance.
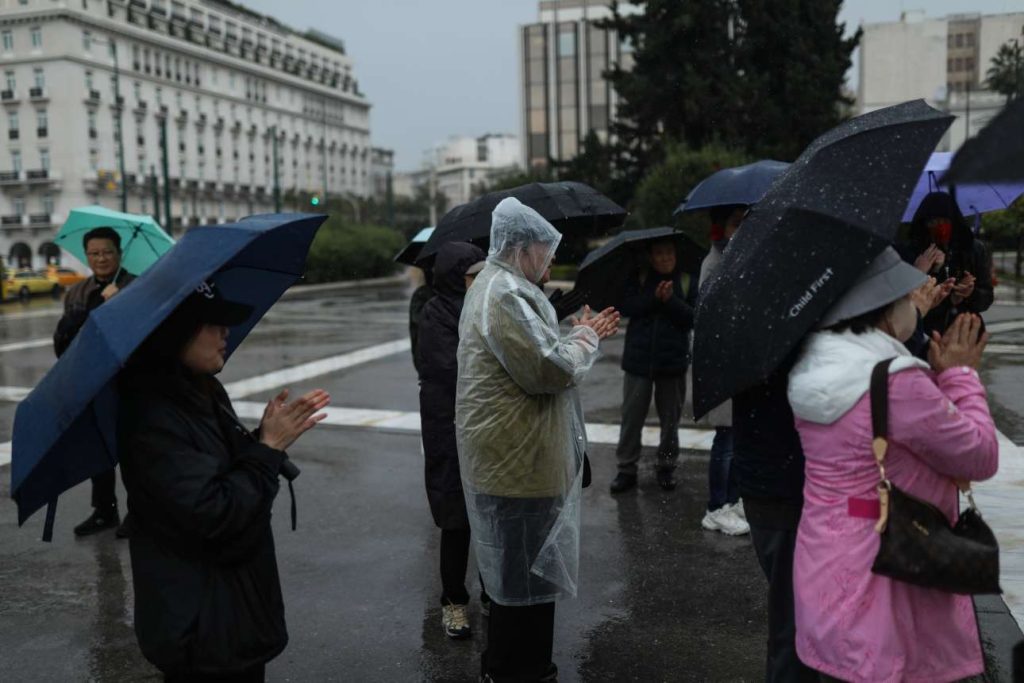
[182,281,253,326]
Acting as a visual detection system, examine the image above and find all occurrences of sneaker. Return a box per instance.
[727,500,746,521]
[73,508,119,537]
[701,506,750,536]
[609,472,637,494]
[442,602,472,639]
[656,469,676,491]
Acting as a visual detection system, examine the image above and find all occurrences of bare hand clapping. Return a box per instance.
[928,314,988,373]
[913,244,945,274]
[910,276,954,316]
[655,281,674,303]
[572,305,621,341]
[259,388,331,452]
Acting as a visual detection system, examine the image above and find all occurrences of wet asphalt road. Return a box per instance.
[0,282,1021,681]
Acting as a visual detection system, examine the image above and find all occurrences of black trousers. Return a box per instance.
[164,663,264,682]
[482,601,556,682]
[748,519,817,683]
[91,467,117,511]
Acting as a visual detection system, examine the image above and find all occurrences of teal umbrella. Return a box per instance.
[55,205,175,276]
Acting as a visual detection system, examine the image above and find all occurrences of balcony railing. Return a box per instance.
[25,169,49,180]
[36,127,47,138]
[27,213,50,226]
[8,130,18,140]
[1,215,22,225]
[0,171,20,183]
[86,89,101,101]
[29,87,46,99]
[2,90,17,101]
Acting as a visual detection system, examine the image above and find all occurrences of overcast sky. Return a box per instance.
[244,0,1023,171]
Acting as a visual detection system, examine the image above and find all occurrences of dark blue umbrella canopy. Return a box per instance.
[675,160,791,214]
[692,100,954,418]
[11,214,326,535]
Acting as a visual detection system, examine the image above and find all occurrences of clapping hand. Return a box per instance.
[950,273,976,305]
[654,280,674,303]
[910,276,955,316]
[914,244,946,274]
[571,305,621,341]
[259,388,331,452]
[928,314,988,373]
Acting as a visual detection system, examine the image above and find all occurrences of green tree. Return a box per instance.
[734,0,860,160]
[630,142,752,234]
[986,39,1024,100]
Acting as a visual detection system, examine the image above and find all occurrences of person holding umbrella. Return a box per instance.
[415,240,489,639]
[456,197,619,681]
[901,191,994,336]
[609,236,695,493]
[786,247,997,682]
[696,206,749,535]
[53,227,135,537]
[117,281,330,682]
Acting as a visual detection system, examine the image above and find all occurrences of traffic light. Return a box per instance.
[310,195,321,207]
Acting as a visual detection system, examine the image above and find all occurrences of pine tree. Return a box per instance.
[986,40,1024,101]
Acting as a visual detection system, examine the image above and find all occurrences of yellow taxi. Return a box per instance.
[6,269,62,299]
[46,265,88,289]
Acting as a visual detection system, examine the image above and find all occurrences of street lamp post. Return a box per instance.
[97,38,128,212]
[270,125,282,213]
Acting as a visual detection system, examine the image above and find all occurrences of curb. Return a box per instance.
[282,274,408,298]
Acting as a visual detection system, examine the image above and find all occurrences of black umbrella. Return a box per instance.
[943,95,1024,184]
[692,99,954,418]
[416,181,626,262]
[574,227,707,311]
[393,227,434,266]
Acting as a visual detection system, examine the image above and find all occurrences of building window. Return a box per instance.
[14,196,25,216]
[2,30,13,52]
[7,111,18,140]
[966,57,974,72]
[5,71,15,92]
[30,27,42,49]
[955,33,964,48]
[33,68,44,89]
[11,150,21,172]
[85,70,93,91]
[133,81,141,100]
[39,148,49,170]
[88,110,97,137]
[144,49,151,74]
[83,30,92,52]
[955,57,963,71]
[36,109,47,136]
[947,58,953,72]
[966,33,975,48]
[89,149,98,171]
[42,194,53,214]
[133,44,140,70]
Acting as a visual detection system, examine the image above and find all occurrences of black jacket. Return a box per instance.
[732,369,806,513]
[901,191,994,335]
[53,269,135,357]
[416,242,485,529]
[409,282,434,375]
[117,367,288,676]
[619,270,694,377]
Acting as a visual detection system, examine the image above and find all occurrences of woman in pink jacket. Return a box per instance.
[787,247,998,682]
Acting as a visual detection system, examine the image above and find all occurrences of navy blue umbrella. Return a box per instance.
[675,160,791,214]
[11,213,326,538]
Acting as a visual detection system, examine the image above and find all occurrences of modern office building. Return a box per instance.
[518,1,640,170]
[423,133,520,209]
[857,9,1024,149]
[0,0,372,269]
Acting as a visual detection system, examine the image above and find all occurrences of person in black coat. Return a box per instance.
[117,282,330,682]
[53,226,135,537]
[610,238,694,494]
[409,268,434,375]
[900,191,993,338]
[416,241,488,640]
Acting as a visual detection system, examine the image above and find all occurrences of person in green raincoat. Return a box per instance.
[456,197,619,682]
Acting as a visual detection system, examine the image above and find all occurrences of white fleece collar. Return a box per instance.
[788,328,929,425]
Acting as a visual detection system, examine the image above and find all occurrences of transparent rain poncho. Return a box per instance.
[456,198,600,605]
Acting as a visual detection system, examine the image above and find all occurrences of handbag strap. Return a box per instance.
[870,359,896,533]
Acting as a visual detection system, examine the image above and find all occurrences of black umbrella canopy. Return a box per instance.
[943,95,1024,184]
[416,181,626,262]
[692,99,954,418]
[575,227,707,311]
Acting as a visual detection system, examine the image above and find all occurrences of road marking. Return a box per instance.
[0,338,51,353]
[0,307,63,322]
[232,401,717,450]
[0,441,9,466]
[223,339,411,399]
[985,320,1024,334]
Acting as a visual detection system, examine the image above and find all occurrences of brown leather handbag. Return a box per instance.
[868,358,1001,595]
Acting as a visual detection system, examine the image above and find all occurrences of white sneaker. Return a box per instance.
[442,602,471,639]
[726,500,746,521]
[701,506,750,536]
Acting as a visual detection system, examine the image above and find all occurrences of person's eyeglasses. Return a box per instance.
[86,249,117,258]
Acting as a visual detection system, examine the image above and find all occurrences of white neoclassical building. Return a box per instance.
[0,0,372,269]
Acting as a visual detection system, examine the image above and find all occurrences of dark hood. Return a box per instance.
[909,191,973,250]
[433,242,486,298]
